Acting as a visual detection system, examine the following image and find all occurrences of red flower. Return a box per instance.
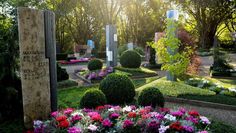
[58,120,69,128]
[188,110,199,117]
[96,106,105,110]
[170,121,183,131]
[56,115,67,122]
[91,114,103,121]
[128,112,137,118]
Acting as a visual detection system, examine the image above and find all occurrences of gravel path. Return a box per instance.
[166,102,236,126]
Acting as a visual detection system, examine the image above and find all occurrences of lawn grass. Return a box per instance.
[136,78,236,106]
[136,78,215,97]
[115,66,157,77]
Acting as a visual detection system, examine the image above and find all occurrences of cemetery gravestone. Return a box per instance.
[127,42,134,50]
[18,7,56,129]
[106,25,118,67]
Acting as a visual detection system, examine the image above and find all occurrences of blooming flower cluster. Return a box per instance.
[85,67,113,80]
[34,105,211,133]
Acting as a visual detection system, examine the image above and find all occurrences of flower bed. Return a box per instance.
[84,67,114,81]
[186,78,236,97]
[34,106,210,133]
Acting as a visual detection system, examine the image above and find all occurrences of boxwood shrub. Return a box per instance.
[120,50,141,68]
[99,73,135,104]
[87,58,103,71]
[80,89,107,109]
[138,87,165,108]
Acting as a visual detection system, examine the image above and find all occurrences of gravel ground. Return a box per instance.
[166,102,236,126]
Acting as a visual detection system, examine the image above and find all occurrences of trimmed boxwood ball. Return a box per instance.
[80,89,107,109]
[88,58,103,71]
[138,87,165,108]
[99,73,135,104]
[120,50,141,68]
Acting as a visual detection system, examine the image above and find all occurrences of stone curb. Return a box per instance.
[165,96,236,111]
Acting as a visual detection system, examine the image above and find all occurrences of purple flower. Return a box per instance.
[109,113,120,119]
[147,120,160,132]
[98,71,106,77]
[106,67,113,73]
[159,125,169,133]
[83,108,93,113]
[186,116,198,124]
[170,111,184,117]
[68,127,81,133]
[123,119,134,129]
[183,125,194,132]
[102,119,112,128]
[33,120,44,133]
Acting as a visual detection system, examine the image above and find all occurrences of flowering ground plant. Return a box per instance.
[85,67,114,80]
[34,105,210,133]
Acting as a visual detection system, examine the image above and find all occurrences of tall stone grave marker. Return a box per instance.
[106,25,117,67]
[18,7,57,129]
[166,10,179,81]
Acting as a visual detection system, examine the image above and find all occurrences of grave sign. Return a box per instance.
[106,25,117,67]
[18,7,57,129]
[127,42,134,50]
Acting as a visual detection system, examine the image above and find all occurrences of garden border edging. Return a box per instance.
[165,96,236,111]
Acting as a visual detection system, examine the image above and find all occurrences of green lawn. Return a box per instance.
[136,78,236,106]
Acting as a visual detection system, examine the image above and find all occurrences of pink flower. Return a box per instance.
[183,125,194,132]
[68,127,81,133]
[123,120,134,129]
[186,116,199,124]
[71,115,82,122]
[64,108,74,115]
[198,131,208,133]
[102,119,112,128]
[51,111,58,117]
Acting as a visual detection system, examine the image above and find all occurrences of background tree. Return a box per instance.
[172,0,235,49]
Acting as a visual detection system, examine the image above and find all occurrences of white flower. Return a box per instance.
[71,111,84,117]
[88,124,97,131]
[164,114,176,121]
[159,125,169,133]
[229,88,236,92]
[200,116,211,125]
[122,106,132,112]
[108,108,115,112]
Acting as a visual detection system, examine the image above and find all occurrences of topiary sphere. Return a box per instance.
[99,73,135,104]
[87,59,103,71]
[138,87,165,108]
[120,50,141,68]
[80,89,107,109]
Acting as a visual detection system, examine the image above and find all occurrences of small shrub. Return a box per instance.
[99,73,135,104]
[138,87,165,108]
[87,59,103,71]
[120,50,141,68]
[57,64,69,81]
[56,53,67,60]
[80,89,107,109]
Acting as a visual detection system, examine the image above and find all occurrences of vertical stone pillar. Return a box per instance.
[106,25,117,67]
[166,10,178,81]
[18,7,51,129]
[44,11,57,112]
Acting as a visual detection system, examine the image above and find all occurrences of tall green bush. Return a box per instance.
[148,19,192,76]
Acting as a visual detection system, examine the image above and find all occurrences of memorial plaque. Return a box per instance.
[18,8,51,128]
